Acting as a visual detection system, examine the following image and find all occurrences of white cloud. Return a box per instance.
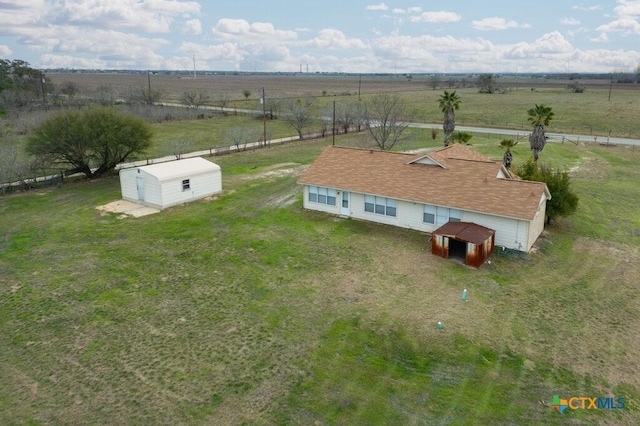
[613,0,640,17]
[182,19,202,35]
[213,18,297,42]
[408,7,423,13]
[590,32,609,42]
[393,8,406,14]
[410,11,461,23]
[506,31,574,59]
[560,17,581,25]
[39,54,107,69]
[472,17,530,30]
[303,29,367,50]
[46,0,201,33]
[596,17,640,33]
[180,41,244,62]
[0,44,12,56]
[365,3,389,11]
[572,4,602,11]
[595,1,640,34]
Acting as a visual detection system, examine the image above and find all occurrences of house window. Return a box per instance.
[308,186,336,206]
[423,205,462,224]
[423,205,436,224]
[182,179,190,191]
[365,195,397,217]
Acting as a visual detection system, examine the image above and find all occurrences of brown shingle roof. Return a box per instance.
[298,145,549,220]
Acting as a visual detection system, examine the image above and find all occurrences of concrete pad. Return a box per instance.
[96,200,160,217]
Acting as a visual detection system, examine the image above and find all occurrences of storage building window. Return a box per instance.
[308,186,336,206]
[365,195,397,217]
[182,179,190,191]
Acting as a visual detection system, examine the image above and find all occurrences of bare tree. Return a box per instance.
[95,85,116,106]
[364,93,410,150]
[137,86,163,105]
[170,139,193,160]
[335,101,355,134]
[285,97,314,140]
[265,98,281,119]
[428,76,441,90]
[213,93,230,113]
[227,126,254,151]
[180,90,209,109]
[60,81,80,102]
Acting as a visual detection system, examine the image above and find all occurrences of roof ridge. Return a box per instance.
[328,145,415,156]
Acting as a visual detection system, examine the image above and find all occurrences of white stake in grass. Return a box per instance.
[462,288,468,302]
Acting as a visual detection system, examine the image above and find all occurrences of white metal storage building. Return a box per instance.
[119,157,222,210]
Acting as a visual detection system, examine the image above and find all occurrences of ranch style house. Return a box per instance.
[298,144,551,253]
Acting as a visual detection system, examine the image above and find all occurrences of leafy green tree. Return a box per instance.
[449,131,473,145]
[438,90,461,147]
[527,104,554,161]
[477,74,499,93]
[516,158,579,224]
[499,139,518,169]
[0,59,47,108]
[26,108,153,178]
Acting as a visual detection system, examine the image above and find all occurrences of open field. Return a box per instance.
[1,133,639,424]
[46,72,640,138]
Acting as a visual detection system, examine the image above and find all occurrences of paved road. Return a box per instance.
[161,102,640,147]
[408,122,640,147]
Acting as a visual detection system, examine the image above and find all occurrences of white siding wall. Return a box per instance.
[302,185,537,252]
[526,197,547,251]
[463,211,529,251]
[140,171,163,209]
[119,168,138,201]
[159,171,222,209]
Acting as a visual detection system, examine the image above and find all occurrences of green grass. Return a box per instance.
[1,137,639,424]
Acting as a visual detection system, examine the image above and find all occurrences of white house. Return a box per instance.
[119,157,222,210]
[298,145,551,252]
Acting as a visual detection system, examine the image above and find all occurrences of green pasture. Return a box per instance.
[229,85,640,139]
[1,133,638,424]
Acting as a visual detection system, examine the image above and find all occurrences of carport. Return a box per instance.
[432,222,495,268]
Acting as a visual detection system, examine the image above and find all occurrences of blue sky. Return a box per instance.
[1,1,639,73]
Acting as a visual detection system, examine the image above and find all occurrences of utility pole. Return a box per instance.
[608,72,613,102]
[332,100,336,146]
[262,87,267,147]
[40,70,47,103]
[193,54,196,79]
[358,75,362,100]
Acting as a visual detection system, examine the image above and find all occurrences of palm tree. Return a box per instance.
[527,104,554,161]
[499,139,518,169]
[438,90,461,147]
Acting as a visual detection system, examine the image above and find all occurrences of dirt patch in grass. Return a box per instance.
[569,157,612,179]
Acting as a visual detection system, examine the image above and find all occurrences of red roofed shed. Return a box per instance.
[432,222,495,268]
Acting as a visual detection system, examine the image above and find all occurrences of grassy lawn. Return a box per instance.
[1,136,639,424]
